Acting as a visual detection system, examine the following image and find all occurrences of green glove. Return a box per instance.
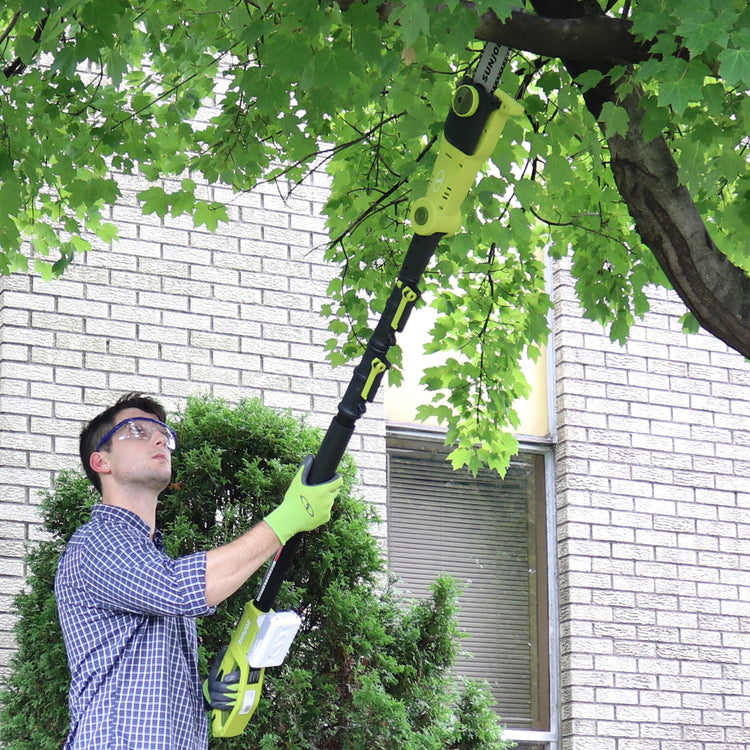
[264,455,342,545]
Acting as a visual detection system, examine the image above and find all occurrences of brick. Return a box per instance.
[188,365,239,386]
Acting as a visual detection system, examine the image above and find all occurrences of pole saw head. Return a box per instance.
[409,43,523,237]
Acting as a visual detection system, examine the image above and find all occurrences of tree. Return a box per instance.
[1,1,748,472]
[0,396,512,750]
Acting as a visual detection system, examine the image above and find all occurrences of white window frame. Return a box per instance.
[386,424,559,750]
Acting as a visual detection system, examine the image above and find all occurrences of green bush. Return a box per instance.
[0,396,513,749]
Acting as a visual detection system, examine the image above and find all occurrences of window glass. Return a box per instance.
[387,435,550,731]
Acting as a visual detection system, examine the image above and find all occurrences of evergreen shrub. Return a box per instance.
[0,396,513,749]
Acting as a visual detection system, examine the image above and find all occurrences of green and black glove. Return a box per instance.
[264,454,342,545]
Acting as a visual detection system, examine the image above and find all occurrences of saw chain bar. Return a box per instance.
[473,42,510,94]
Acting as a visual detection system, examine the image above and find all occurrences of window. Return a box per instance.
[387,430,552,735]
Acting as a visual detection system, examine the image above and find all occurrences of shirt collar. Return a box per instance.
[90,504,164,547]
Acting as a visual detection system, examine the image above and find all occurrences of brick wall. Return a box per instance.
[0,172,386,677]
[553,257,750,750]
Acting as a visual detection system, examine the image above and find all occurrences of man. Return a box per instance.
[54,392,341,749]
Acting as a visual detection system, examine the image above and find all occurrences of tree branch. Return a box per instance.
[0,11,21,48]
[2,13,48,79]
[341,1,653,64]
[519,0,750,359]
[473,6,651,64]
[608,91,750,355]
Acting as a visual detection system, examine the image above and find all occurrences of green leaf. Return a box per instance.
[105,48,129,89]
[131,92,152,113]
[630,3,670,43]
[680,311,701,334]
[95,222,119,244]
[68,177,120,208]
[311,46,353,89]
[656,60,707,115]
[138,186,170,218]
[513,178,543,209]
[599,101,630,137]
[473,0,513,20]
[394,2,430,47]
[718,42,750,88]
[15,35,38,65]
[170,189,195,217]
[677,9,732,54]
[575,69,605,92]
[193,201,228,231]
[34,259,55,281]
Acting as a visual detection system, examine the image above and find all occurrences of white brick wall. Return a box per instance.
[554,256,750,750]
[0,172,386,676]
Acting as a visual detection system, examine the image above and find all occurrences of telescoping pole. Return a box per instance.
[210,44,523,738]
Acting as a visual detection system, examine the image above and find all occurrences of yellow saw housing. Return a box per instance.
[410,87,523,236]
[210,600,267,738]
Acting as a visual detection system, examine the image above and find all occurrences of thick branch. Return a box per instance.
[474,7,651,64]
[608,93,750,356]
[345,1,653,63]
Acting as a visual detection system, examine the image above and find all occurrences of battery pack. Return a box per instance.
[246,610,302,668]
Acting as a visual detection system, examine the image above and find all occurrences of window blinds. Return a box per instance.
[387,441,546,729]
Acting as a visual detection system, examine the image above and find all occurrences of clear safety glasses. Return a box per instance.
[96,417,178,452]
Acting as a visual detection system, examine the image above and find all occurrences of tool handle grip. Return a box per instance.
[210,601,266,737]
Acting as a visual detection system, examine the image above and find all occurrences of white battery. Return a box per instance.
[246,610,302,668]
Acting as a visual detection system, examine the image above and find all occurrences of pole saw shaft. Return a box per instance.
[254,229,443,609]
[253,80,522,607]
[210,45,523,738]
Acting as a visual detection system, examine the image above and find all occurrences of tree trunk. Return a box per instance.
[608,91,750,357]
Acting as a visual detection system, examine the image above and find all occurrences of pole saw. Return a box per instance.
[207,41,523,738]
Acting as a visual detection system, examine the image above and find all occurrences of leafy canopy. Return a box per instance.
[1,1,748,472]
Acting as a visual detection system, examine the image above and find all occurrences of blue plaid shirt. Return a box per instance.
[55,504,216,750]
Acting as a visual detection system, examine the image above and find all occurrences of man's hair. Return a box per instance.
[79,392,167,494]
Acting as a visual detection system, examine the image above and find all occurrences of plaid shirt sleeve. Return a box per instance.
[75,525,212,617]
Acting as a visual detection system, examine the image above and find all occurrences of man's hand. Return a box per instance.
[203,647,241,711]
[264,455,342,545]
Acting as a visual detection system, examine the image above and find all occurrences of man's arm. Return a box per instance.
[203,456,343,607]
[204,521,280,607]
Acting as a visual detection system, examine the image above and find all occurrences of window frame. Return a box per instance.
[385,424,559,750]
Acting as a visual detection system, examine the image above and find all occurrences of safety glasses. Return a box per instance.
[96,417,178,452]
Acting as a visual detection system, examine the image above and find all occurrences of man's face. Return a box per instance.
[96,407,174,495]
